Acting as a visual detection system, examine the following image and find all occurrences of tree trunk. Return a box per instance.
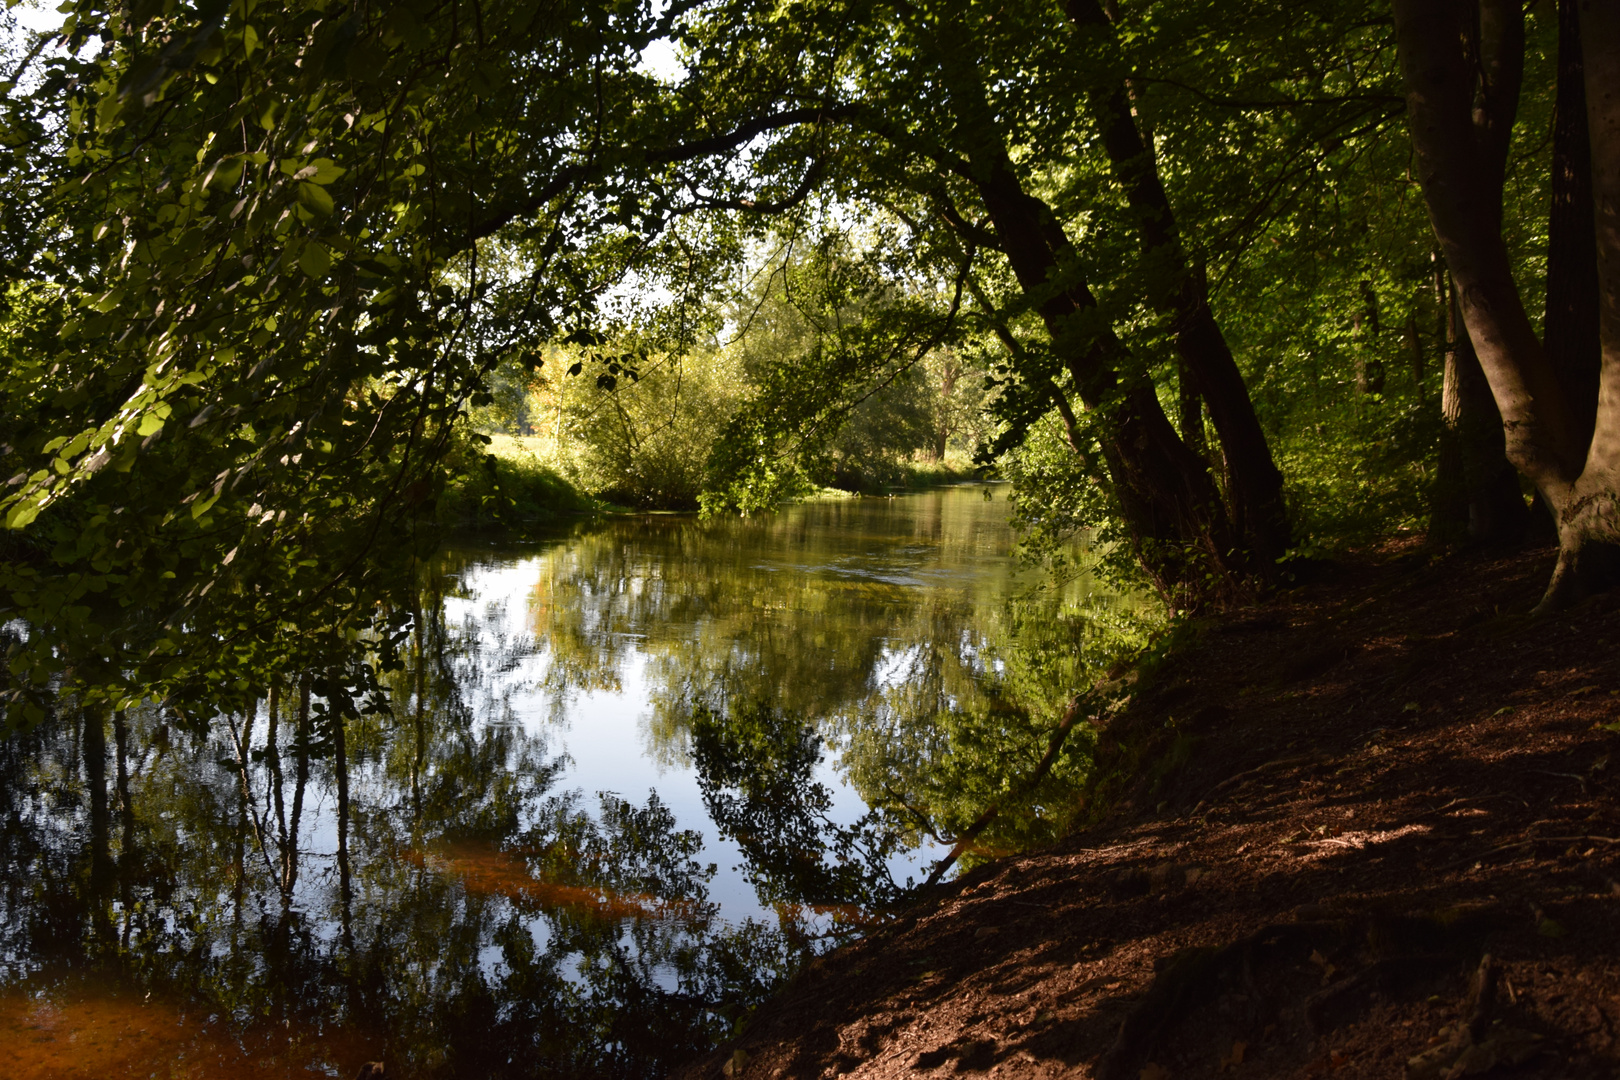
[82,704,112,895]
[1066,0,1291,568]
[1433,267,1469,542]
[1394,0,1583,495]
[936,45,1243,607]
[1546,0,1601,452]
[1447,288,1529,543]
[1393,0,1620,609]
[1404,311,1426,404]
[233,743,247,925]
[1543,0,1620,604]
[284,676,310,901]
[934,354,959,462]
[1431,422,1469,543]
[334,703,352,908]
[267,683,288,877]
[1177,355,1207,460]
[112,710,135,947]
[412,589,426,822]
[1430,255,1470,540]
[1355,283,1386,396]
[975,158,1240,604]
[112,711,134,857]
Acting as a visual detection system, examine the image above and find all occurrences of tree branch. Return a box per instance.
[467,103,860,242]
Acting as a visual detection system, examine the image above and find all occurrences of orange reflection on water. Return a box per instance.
[0,981,377,1080]
[406,842,702,923]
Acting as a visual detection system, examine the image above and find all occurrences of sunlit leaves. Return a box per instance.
[0,0,692,727]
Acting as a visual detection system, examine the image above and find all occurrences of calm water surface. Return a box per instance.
[0,487,1133,1079]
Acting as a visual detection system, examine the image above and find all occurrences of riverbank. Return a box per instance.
[445,435,983,521]
[680,540,1620,1079]
[439,433,600,524]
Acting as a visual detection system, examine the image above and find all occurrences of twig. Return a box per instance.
[1429,793,1529,812]
[1531,769,1590,793]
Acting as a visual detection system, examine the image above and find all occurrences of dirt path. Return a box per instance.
[678,542,1620,1080]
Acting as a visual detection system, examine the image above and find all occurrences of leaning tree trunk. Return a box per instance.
[974,151,1240,604]
[936,58,1242,607]
[1066,0,1291,568]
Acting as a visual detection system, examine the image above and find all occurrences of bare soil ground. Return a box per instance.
[677,541,1620,1080]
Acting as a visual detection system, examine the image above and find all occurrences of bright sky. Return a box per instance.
[10,1,60,33]
[638,35,683,83]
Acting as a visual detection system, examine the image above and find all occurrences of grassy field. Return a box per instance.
[892,454,980,490]
[440,434,598,525]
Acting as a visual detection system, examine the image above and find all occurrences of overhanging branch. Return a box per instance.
[466,102,861,243]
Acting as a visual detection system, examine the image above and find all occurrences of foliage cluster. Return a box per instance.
[464,237,996,512]
[438,433,596,526]
[5,4,1615,1073]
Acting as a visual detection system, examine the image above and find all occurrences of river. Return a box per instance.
[0,486,1138,1079]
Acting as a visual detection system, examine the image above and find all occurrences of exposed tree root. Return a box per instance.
[1532,535,1620,614]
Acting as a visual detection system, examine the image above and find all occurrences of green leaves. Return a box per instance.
[294,181,334,216]
[201,155,246,192]
[282,157,345,184]
[0,0,714,730]
[306,159,345,184]
[3,499,43,531]
[298,241,331,278]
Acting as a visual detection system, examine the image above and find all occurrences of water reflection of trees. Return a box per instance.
[0,662,804,1079]
[689,702,908,917]
[525,491,1148,871]
[0,492,1144,1077]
